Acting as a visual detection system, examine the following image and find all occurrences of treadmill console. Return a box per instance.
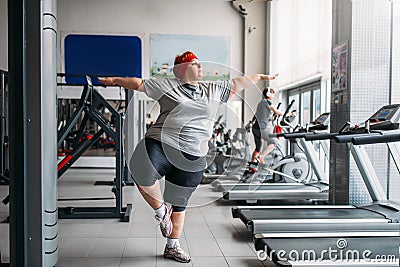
[369,104,400,122]
[353,104,400,132]
[309,113,330,131]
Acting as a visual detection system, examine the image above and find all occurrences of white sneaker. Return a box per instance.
[163,243,191,263]
[154,203,173,237]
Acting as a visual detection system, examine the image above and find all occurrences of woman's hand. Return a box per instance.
[260,73,279,81]
[98,77,116,86]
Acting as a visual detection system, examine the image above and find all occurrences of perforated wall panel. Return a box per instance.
[393,1,400,104]
[349,0,392,205]
[388,1,400,200]
[331,0,397,205]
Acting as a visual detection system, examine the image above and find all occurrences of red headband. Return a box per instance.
[174,52,198,66]
[173,51,198,79]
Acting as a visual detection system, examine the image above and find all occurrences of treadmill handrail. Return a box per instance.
[228,188,323,193]
[233,205,355,209]
[304,132,338,141]
[282,132,314,139]
[335,132,382,143]
[252,218,390,224]
[352,132,400,145]
[254,231,399,239]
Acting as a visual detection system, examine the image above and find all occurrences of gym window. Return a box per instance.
[288,82,322,126]
[287,81,330,178]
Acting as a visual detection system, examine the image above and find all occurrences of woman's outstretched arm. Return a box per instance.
[230,73,278,98]
[98,77,145,92]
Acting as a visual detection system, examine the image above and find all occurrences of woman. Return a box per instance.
[250,87,284,166]
[99,51,278,263]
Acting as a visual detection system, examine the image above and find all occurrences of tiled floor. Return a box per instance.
[0,168,275,267]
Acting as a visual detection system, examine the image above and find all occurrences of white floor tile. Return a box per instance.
[185,237,222,257]
[156,256,192,267]
[58,238,96,257]
[82,257,121,267]
[5,168,283,267]
[101,223,130,238]
[58,257,85,267]
[87,237,126,258]
[225,256,270,267]
[208,224,242,238]
[191,256,229,267]
[215,237,256,257]
[123,238,156,257]
[183,223,213,238]
[128,223,158,238]
[120,257,156,267]
[59,223,106,238]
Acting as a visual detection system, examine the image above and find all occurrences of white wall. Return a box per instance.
[1,0,270,126]
[238,1,268,122]
[0,0,333,121]
[57,0,266,131]
[0,0,7,70]
[2,0,333,150]
[269,0,332,89]
[57,0,243,79]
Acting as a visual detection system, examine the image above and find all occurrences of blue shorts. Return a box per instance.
[129,138,206,212]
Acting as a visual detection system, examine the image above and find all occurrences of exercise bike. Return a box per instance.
[271,112,330,184]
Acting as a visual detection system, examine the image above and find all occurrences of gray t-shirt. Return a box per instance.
[255,99,273,130]
[143,78,232,156]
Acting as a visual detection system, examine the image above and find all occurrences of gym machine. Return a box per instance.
[205,101,299,185]
[202,116,252,183]
[57,75,132,221]
[215,112,330,203]
[233,104,400,266]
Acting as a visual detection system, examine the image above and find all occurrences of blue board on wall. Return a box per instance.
[64,34,142,85]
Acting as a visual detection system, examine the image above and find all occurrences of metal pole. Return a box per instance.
[8,0,31,265]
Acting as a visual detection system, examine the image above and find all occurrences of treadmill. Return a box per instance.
[232,104,400,266]
[215,113,331,203]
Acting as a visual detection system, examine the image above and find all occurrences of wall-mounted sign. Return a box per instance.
[332,42,348,92]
